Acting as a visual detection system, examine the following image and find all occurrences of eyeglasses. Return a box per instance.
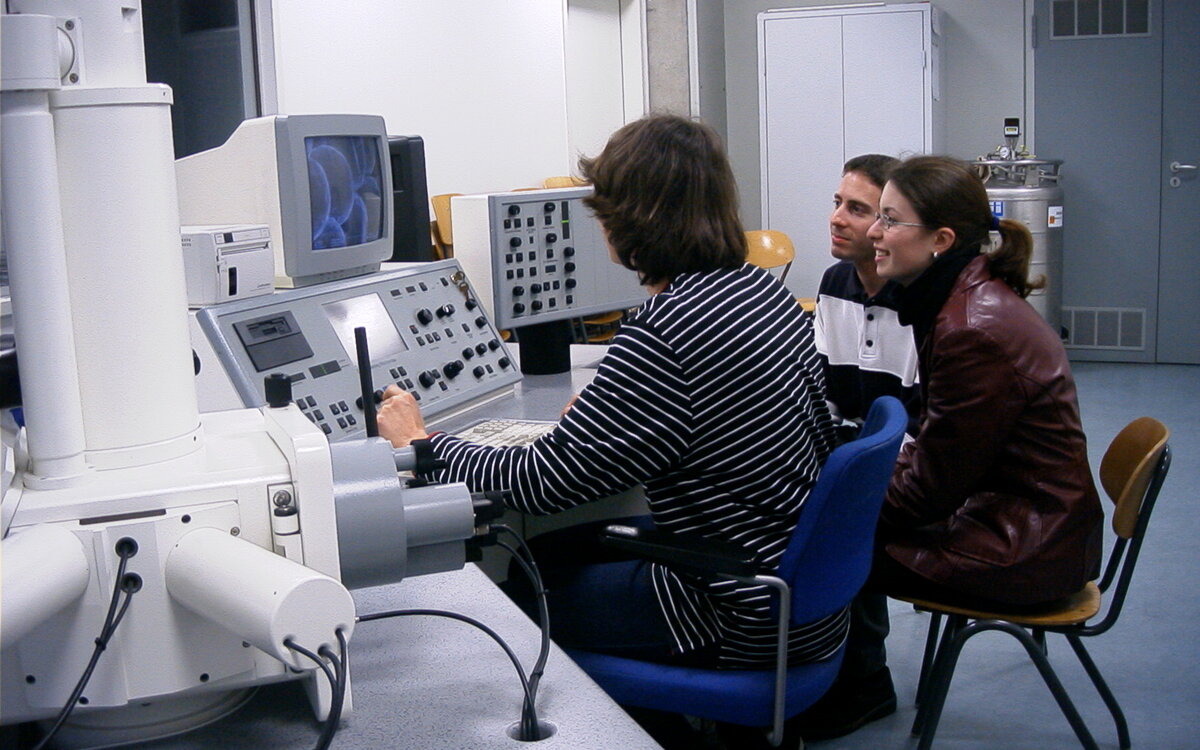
[873,212,927,231]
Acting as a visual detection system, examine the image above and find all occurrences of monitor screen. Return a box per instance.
[306,136,385,251]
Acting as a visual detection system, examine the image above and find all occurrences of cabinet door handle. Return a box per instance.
[1170,161,1197,173]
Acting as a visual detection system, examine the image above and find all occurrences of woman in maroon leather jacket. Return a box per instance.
[794,156,1104,741]
[871,156,1103,606]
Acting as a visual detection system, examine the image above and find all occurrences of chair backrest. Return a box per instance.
[543,175,589,188]
[430,193,461,254]
[776,396,907,625]
[1099,416,1169,539]
[745,230,796,281]
[1091,417,1171,629]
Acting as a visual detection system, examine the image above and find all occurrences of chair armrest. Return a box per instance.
[600,524,761,578]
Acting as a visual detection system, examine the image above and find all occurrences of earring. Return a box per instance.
[931,250,939,259]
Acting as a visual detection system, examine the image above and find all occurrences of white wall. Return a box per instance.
[269,1,573,197]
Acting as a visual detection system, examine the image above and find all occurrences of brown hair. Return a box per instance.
[579,114,746,287]
[887,155,1044,298]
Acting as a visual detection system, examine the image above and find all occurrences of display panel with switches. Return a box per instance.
[450,186,647,330]
[192,259,520,437]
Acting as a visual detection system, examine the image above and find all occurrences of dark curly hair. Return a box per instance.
[579,114,746,287]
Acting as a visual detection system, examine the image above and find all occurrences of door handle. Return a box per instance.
[1170,161,1197,173]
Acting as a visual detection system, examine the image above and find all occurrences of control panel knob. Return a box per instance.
[488,339,501,351]
[443,360,464,379]
[416,308,433,325]
[565,278,578,289]
[564,262,576,273]
[531,300,544,312]
[473,366,486,379]
[475,343,488,355]
[545,233,557,243]
[374,389,385,404]
[513,302,526,315]
[498,356,512,369]
[563,246,576,257]
[465,298,478,310]
[512,286,525,296]
[419,370,437,388]
[530,283,542,294]
[436,303,455,318]
[509,236,522,248]
[462,347,475,360]
[508,204,520,216]
[475,315,488,328]
[543,202,555,212]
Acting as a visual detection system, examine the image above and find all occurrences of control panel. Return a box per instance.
[451,187,646,330]
[191,259,521,439]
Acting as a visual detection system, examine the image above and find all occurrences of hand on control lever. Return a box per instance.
[378,384,429,448]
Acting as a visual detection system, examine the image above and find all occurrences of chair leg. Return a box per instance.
[911,614,961,738]
[914,611,944,709]
[912,615,970,750]
[1066,634,1131,750]
[988,622,1101,750]
[1033,628,1048,655]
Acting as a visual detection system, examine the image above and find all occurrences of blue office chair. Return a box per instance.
[566,396,908,746]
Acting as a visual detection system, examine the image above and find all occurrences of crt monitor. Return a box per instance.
[177,114,394,288]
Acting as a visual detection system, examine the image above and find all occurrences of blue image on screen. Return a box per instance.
[306,136,384,250]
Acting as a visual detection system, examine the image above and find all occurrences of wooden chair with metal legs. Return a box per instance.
[430,193,461,259]
[892,417,1171,750]
[745,229,795,282]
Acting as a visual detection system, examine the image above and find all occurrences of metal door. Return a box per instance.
[1035,0,1200,364]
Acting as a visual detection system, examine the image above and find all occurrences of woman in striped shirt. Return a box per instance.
[379,114,840,669]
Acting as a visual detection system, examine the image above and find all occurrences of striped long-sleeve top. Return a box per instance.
[427,263,843,667]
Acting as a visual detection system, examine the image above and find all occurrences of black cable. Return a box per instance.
[356,608,537,737]
[32,547,139,750]
[285,628,349,750]
[496,537,550,739]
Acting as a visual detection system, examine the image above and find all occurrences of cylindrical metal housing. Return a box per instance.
[0,524,90,650]
[980,159,1066,338]
[49,84,203,467]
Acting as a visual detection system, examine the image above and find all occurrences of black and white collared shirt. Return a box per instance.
[427,263,844,667]
[814,261,920,434]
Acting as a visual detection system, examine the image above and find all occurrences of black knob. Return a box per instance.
[264,373,292,408]
[473,366,486,379]
[475,315,488,328]
[475,343,488,355]
[545,233,557,243]
[530,283,542,294]
[543,202,555,212]
[355,395,365,410]
[513,302,526,315]
[419,371,437,388]
[508,204,520,216]
[564,262,576,273]
[488,339,501,351]
[498,356,512,369]
[416,308,433,325]
[563,246,576,257]
[512,286,525,296]
[437,304,455,318]
[565,278,578,289]
[374,389,385,404]
[465,298,478,310]
[443,360,464,379]
[531,300,544,311]
[462,347,475,360]
[509,236,522,248]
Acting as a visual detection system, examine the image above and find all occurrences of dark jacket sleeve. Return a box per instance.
[882,325,1025,528]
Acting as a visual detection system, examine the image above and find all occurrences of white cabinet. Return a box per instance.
[758,3,942,297]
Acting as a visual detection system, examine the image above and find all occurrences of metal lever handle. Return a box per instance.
[1170,161,1197,173]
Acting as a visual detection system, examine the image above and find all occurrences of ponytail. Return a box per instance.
[987,218,1044,299]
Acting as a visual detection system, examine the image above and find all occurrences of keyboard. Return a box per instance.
[454,418,557,447]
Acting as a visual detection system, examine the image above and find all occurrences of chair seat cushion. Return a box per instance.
[893,581,1102,627]
[565,647,844,728]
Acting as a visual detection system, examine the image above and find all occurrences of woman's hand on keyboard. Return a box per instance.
[378,385,429,448]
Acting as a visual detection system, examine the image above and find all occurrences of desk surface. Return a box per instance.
[13,347,658,750]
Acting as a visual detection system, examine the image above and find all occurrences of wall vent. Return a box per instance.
[1063,306,1146,350]
[1051,0,1151,39]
